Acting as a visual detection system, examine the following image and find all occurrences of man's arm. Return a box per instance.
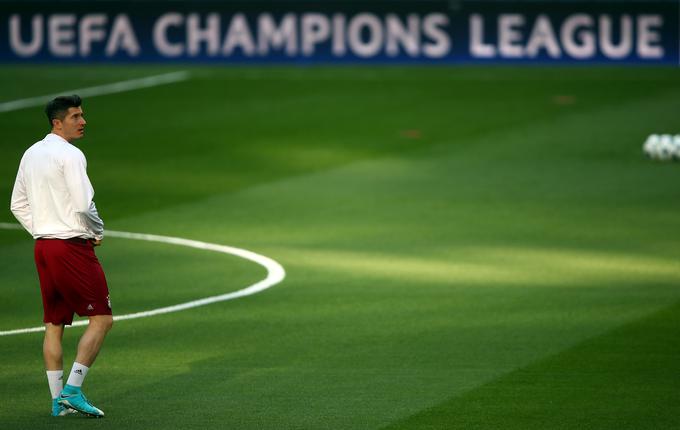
[85,200,105,241]
[63,152,104,240]
[10,161,33,235]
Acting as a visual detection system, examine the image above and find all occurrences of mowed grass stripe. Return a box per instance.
[383,300,680,430]
[114,75,680,255]
[278,245,680,286]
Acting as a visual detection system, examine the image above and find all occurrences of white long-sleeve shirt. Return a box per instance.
[10,133,104,240]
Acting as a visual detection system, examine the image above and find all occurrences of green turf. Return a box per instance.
[384,300,680,430]
[0,66,679,429]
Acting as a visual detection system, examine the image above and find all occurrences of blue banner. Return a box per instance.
[1,1,678,64]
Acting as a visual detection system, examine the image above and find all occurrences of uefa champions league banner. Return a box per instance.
[0,1,678,64]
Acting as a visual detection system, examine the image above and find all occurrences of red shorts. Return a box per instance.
[34,238,112,325]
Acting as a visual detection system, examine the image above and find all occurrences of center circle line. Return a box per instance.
[0,224,286,336]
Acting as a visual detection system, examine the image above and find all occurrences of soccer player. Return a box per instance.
[10,95,112,418]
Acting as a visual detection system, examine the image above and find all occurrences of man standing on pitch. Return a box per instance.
[10,95,112,418]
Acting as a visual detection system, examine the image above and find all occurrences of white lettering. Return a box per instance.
[79,14,107,56]
[422,13,449,58]
[637,15,663,58]
[600,15,632,59]
[470,14,495,58]
[386,14,419,57]
[154,13,184,57]
[222,13,255,56]
[8,11,662,62]
[188,13,220,56]
[49,14,76,57]
[499,14,524,58]
[301,13,330,56]
[258,13,297,56]
[105,14,139,56]
[561,14,595,59]
[332,14,346,56]
[9,14,43,57]
[525,14,560,58]
[348,13,383,58]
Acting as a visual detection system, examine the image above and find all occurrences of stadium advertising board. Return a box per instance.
[1,1,678,64]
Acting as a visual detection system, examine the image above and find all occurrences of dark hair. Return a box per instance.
[45,95,82,127]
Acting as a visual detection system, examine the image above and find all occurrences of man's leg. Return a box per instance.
[44,323,73,417]
[59,315,113,418]
[43,323,64,370]
[75,315,113,367]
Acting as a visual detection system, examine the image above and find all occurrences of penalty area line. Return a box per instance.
[0,223,286,336]
[0,70,191,113]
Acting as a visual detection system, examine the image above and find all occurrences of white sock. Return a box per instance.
[46,370,64,399]
[66,362,89,388]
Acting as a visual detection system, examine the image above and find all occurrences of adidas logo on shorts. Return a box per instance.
[87,304,94,311]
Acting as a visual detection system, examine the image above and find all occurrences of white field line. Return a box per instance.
[0,71,190,113]
[0,223,286,336]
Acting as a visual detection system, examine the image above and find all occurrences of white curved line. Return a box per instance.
[0,223,286,336]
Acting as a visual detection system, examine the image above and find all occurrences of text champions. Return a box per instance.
[5,10,669,62]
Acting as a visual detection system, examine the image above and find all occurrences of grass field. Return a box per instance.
[0,66,679,429]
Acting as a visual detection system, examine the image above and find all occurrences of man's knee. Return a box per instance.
[100,315,113,332]
[44,323,65,338]
[90,315,113,333]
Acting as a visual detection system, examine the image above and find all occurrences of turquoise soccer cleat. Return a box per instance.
[57,386,104,418]
[52,398,77,416]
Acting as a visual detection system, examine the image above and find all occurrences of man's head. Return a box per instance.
[45,95,86,142]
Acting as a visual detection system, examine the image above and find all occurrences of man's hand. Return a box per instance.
[90,239,102,247]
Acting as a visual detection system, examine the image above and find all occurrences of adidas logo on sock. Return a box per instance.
[75,369,83,375]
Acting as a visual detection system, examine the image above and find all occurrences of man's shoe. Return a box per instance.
[58,388,104,418]
[52,398,77,416]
